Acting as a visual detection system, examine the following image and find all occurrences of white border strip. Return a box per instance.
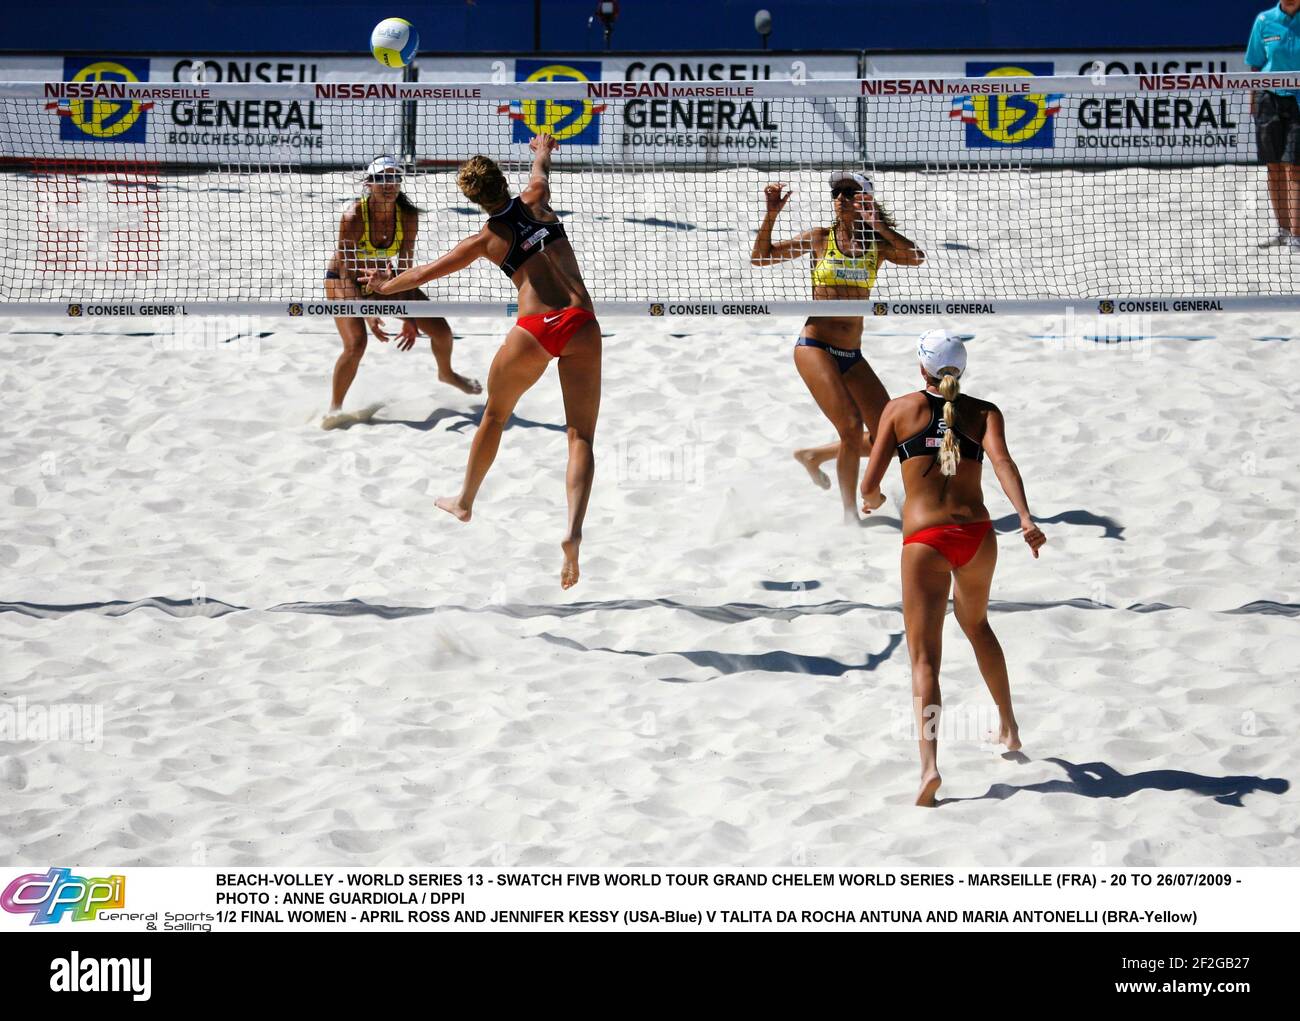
[5,297,1298,318]
[1,71,1296,102]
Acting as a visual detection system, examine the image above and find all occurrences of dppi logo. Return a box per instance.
[499,60,606,144]
[46,58,152,143]
[949,62,1061,149]
[1,867,126,925]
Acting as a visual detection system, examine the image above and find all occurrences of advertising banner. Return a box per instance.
[863,50,1253,165]
[0,54,403,166]
[412,53,862,166]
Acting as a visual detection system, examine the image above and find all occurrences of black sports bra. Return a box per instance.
[487,196,567,277]
[896,391,985,467]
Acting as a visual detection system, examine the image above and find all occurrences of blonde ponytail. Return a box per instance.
[937,372,961,477]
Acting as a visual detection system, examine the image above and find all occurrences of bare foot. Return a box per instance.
[842,508,862,527]
[793,449,831,490]
[320,403,381,430]
[560,538,581,589]
[860,489,886,514]
[440,371,483,395]
[435,496,472,522]
[990,721,1022,752]
[915,772,942,807]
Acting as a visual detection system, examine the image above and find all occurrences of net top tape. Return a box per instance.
[4,71,1295,102]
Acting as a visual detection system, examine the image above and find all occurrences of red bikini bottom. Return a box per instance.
[515,307,597,357]
[902,519,993,569]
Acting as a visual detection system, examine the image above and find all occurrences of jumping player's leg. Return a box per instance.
[843,359,890,511]
[554,320,602,590]
[901,542,954,806]
[952,529,1021,751]
[793,346,864,523]
[435,327,550,522]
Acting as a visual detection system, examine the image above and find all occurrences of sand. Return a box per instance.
[0,301,1295,866]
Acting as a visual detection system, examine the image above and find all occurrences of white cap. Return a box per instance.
[829,170,873,195]
[917,329,968,378]
[364,155,404,179]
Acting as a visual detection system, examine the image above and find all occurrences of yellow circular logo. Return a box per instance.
[69,61,145,139]
[969,66,1049,145]
[520,64,596,142]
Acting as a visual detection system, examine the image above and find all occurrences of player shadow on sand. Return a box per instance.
[536,629,905,678]
[369,404,566,435]
[859,509,1124,541]
[941,757,1289,807]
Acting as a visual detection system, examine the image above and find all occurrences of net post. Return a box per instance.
[401,63,419,167]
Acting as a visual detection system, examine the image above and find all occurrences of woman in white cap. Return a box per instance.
[321,155,480,429]
[859,330,1047,806]
[751,171,924,523]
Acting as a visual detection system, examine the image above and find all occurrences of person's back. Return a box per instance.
[892,388,996,535]
[481,194,592,314]
[858,330,1046,806]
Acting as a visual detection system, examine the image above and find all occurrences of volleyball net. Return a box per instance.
[1,71,1297,317]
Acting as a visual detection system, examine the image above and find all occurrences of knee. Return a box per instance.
[909,651,939,682]
[341,338,366,361]
[836,413,864,444]
[958,613,994,641]
[566,425,594,447]
[481,405,511,427]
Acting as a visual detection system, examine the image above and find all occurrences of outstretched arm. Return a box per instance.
[860,399,900,501]
[981,408,1047,557]
[364,233,487,294]
[521,132,558,208]
[751,183,820,265]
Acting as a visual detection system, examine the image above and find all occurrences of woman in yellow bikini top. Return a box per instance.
[809,217,880,292]
[319,156,480,429]
[356,192,404,262]
[750,171,925,524]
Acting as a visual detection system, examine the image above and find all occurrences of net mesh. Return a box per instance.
[0,75,1295,312]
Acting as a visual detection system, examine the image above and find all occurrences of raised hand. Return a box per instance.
[763,183,792,214]
[530,131,559,154]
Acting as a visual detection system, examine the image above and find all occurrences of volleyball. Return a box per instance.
[370,17,419,68]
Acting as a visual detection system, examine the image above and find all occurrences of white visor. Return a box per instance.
[828,171,873,195]
[364,156,404,179]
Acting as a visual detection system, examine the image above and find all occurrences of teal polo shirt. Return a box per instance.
[1247,4,1300,95]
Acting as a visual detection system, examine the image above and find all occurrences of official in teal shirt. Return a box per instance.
[1247,1,1300,245]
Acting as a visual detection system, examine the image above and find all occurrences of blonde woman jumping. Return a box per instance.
[364,134,600,588]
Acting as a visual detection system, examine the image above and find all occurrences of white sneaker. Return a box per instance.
[1287,234,1300,251]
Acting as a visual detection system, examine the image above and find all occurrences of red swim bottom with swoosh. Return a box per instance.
[902,519,994,569]
[515,307,597,357]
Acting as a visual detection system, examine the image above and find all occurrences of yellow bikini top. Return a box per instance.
[811,224,878,290]
[358,196,403,259]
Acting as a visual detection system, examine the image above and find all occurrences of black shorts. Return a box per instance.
[1255,90,1300,164]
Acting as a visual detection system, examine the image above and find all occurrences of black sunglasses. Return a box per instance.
[830,185,862,199]
[368,173,402,183]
